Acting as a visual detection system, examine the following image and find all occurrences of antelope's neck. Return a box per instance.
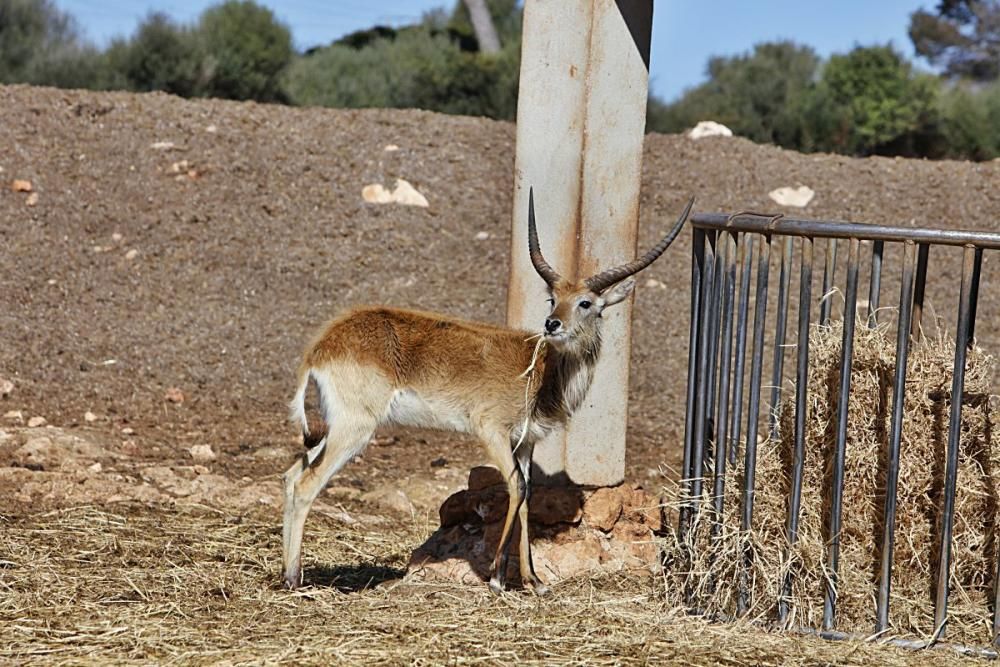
[532,333,602,423]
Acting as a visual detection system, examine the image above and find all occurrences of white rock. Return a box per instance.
[111,232,123,242]
[150,141,176,150]
[125,249,139,260]
[27,416,46,428]
[88,462,102,473]
[0,378,13,397]
[384,144,400,152]
[189,444,217,462]
[84,411,98,423]
[689,120,733,140]
[391,179,429,207]
[121,427,135,435]
[361,179,428,207]
[4,410,24,422]
[768,185,815,208]
[475,231,490,241]
[206,125,218,133]
[644,278,666,289]
[362,183,393,204]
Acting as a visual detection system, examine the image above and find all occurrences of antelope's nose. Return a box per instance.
[545,318,561,334]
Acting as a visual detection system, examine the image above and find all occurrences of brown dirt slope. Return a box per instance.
[1,84,999,484]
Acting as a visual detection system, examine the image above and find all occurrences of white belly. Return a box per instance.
[385,389,470,432]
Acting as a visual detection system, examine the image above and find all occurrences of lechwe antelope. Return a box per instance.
[282,190,693,594]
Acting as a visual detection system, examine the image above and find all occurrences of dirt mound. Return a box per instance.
[1,83,999,494]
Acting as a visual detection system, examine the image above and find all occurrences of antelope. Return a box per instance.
[282,190,693,594]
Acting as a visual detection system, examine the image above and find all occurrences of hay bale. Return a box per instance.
[668,321,999,646]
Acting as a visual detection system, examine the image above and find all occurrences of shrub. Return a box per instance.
[196,0,293,102]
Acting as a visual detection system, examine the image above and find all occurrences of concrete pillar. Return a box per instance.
[507,0,653,487]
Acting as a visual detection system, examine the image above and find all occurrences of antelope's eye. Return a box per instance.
[579,300,592,310]
[546,297,555,306]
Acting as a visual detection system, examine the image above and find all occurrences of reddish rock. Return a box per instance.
[583,487,624,532]
[439,490,472,527]
[534,531,605,580]
[409,482,662,587]
[620,485,665,532]
[610,520,659,570]
[468,465,504,491]
[529,486,584,525]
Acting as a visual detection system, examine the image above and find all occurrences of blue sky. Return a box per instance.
[56,0,930,102]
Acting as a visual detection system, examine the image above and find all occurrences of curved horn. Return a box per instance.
[527,187,562,288]
[584,196,694,294]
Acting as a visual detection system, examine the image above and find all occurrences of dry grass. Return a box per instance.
[669,320,999,650]
[0,502,984,665]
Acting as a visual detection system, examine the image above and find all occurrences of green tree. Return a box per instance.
[811,45,940,155]
[106,13,202,96]
[447,0,522,50]
[936,81,1000,158]
[646,42,820,146]
[197,0,293,101]
[909,1,1000,81]
[284,24,519,119]
[0,0,101,86]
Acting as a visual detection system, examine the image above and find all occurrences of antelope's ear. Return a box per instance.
[598,278,636,310]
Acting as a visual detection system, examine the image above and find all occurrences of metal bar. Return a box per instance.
[820,238,838,326]
[968,247,983,348]
[690,212,1000,250]
[729,234,754,467]
[705,232,724,463]
[911,244,929,342]
[690,231,718,526]
[768,235,794,439]
[822,237,861,632]
[679,228,705,536]
[933,245,977,639]
[778,236,813,625]
[868,240,884,328]
[875,241,916,634]
[711,232,737,542]
[737,233,771,616]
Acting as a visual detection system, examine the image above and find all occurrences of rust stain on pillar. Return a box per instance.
[507,0,653,487]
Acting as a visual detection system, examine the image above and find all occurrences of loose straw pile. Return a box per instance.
[665,321,1000,647]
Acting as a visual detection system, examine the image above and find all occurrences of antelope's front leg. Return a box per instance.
[489,466,526,594]
[483,433,524,594]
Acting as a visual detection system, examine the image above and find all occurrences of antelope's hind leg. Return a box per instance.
[281,414,377,589]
